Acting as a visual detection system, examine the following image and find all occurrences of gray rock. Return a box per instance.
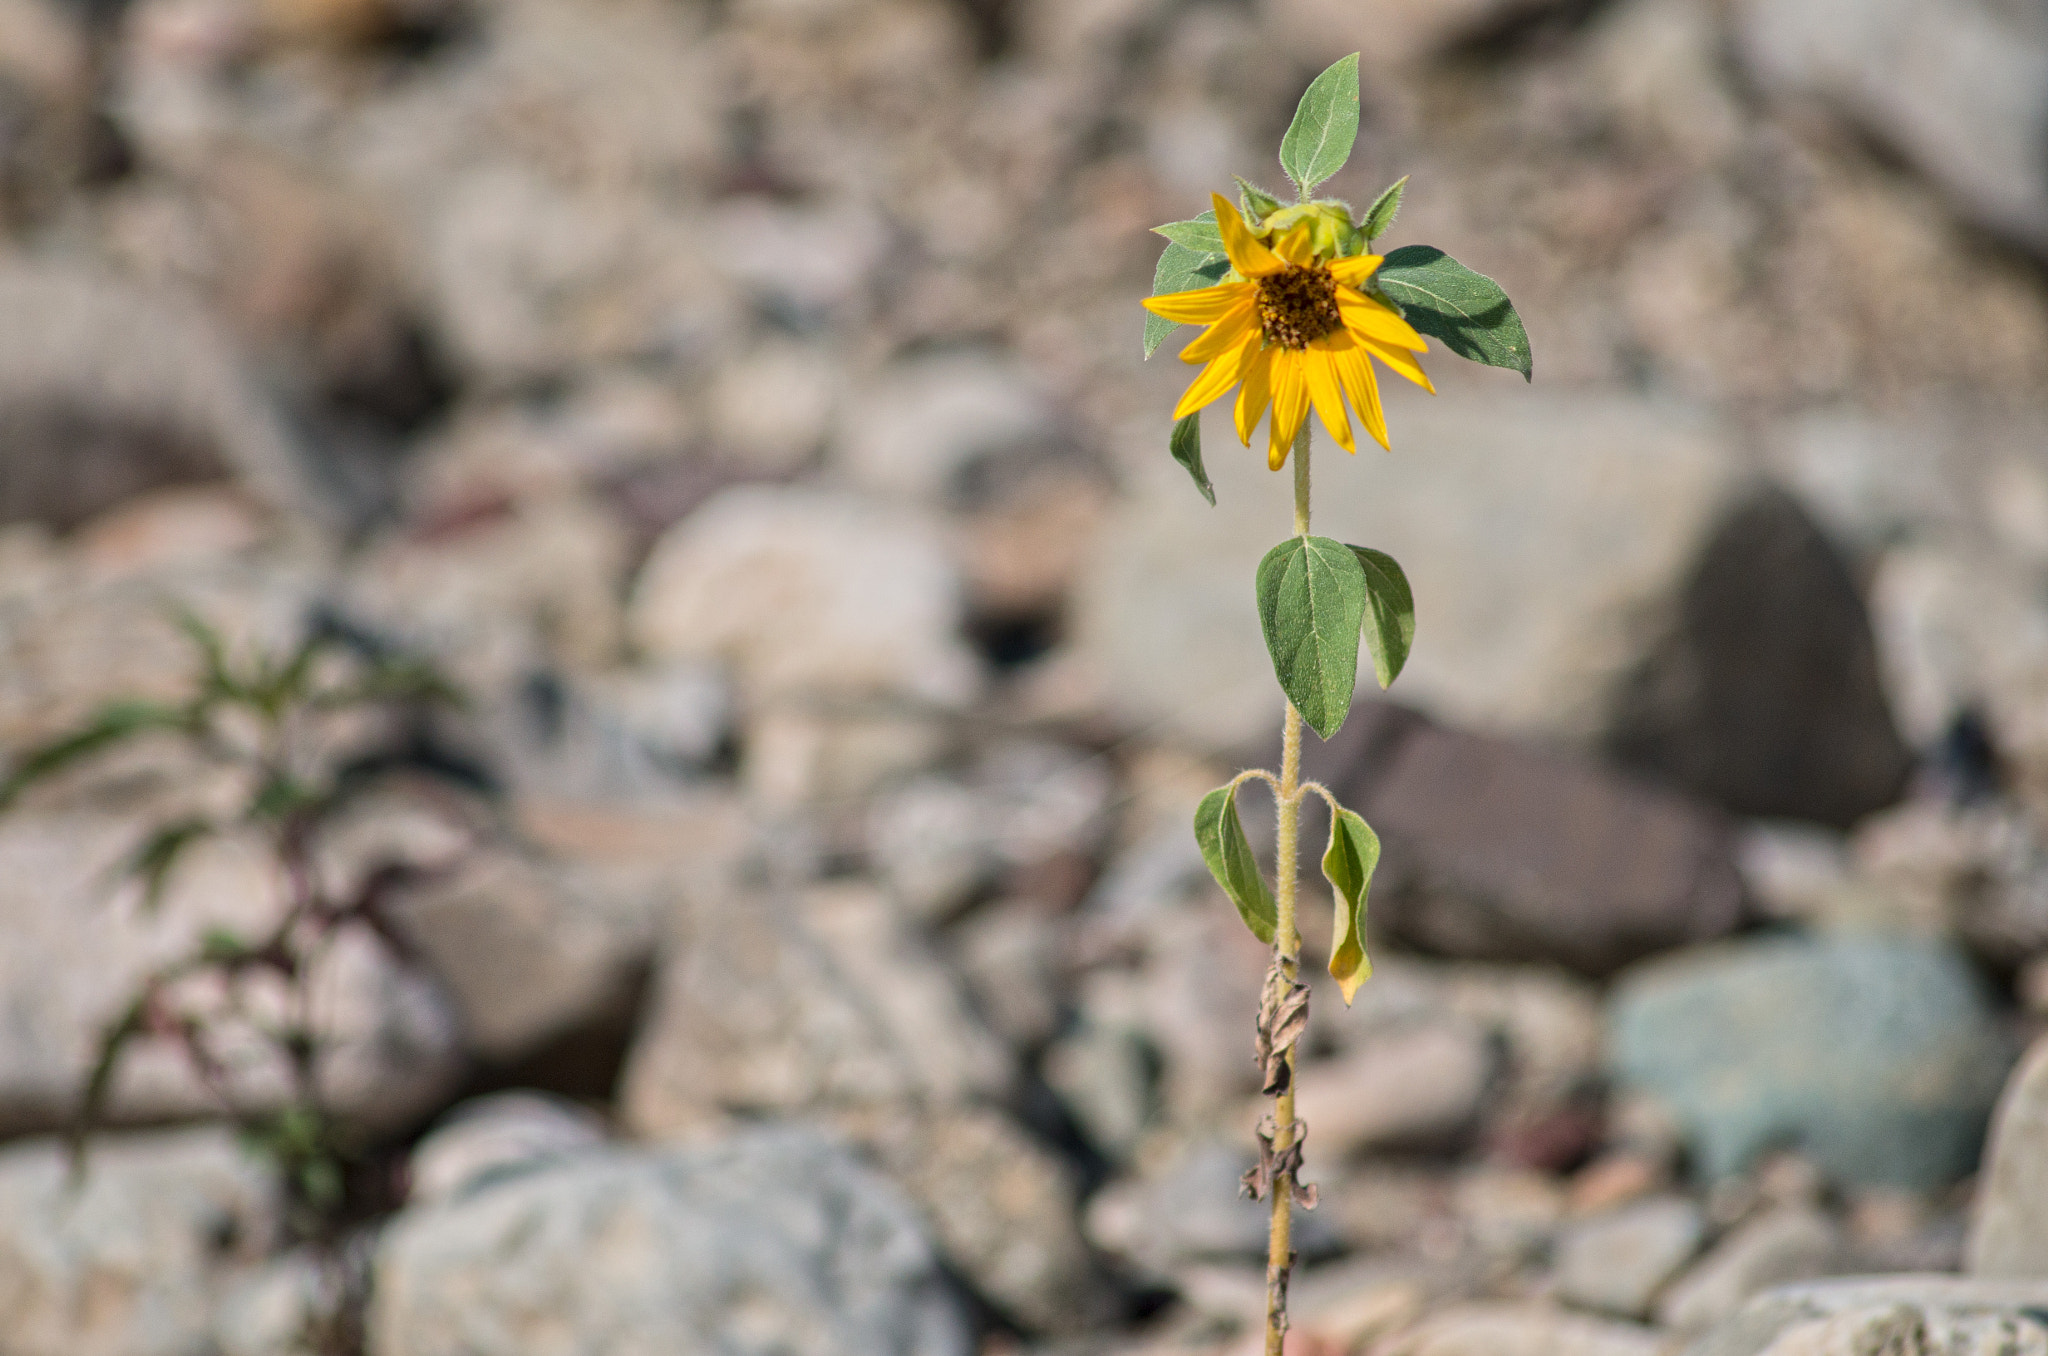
[1083,1140,1339,1278]
[0,814,464,1139]
[1378,1301,1665,1356]
[1291,1019,1493,1155]
[390,851,657,1064]
[629,486,981,710]
[406,1092,607,1206]
[1968,1033,2048,1277]
[1074,391,1747,753]
[834,352,1056,506]
[1554,1195,1706,1319]
[0,1127,279,1356]
[1610,934,2013,1188]
[620,883,1013,1136]
[368,1127,970,1356]
[1300,707,1746,977]
[1733,0,2048,256]
[1683,1276,2048,1356]
[1042,1020,1154,1160]
[1658,1206,1841,1333]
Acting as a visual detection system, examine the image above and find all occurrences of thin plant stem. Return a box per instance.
[1264,421,1312,1356]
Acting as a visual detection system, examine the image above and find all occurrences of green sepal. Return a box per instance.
[1375,245,1532,380]
[1347,546,1415,689]
[1279,54,1361,198]
[1235,176,1284,225]
[1360,175,1407,244]
[1194,783,1277,945]
[1151,210,1224,255]
[1322,805,1380,1004]
[1256,535,1369,740]
[1144,241,1229,358]
[1170,413,1215,506]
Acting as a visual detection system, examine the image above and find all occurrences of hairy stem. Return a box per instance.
[1264,423,1312,1356]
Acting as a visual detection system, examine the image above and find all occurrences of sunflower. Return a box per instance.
[1144,194,1435,470]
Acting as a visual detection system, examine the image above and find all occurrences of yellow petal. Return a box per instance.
[1178,302,1257,365]
[1267,351,1308,471]
[1144,280,1254,324]
[1331,334,1390,451]
[1172,324,1261,420]
[1336,287,1428,351]
[1212,194,1285,278]
[1234,344,1274,444]
[1328,254,1383,286]
[1303,344,1356,454]
[1367,335,1437,393]
[1272,224,1315,268]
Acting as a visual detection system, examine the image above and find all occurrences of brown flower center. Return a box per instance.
[1256,264,1342,350]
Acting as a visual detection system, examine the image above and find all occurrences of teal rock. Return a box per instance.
[1610,934,2014,1189]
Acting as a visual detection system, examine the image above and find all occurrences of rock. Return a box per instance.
[949,902,1066,1050]
[1966,1033,2048,1277]
[1683,1276,2048,1356]
[834,351,1056,506]
[841,1103,1101,1335]
[620,882,1013,1137]
[1301,708,1746,976]
[1290,1019,1493,1156]
[1553,1195,1706,1319]
[708,340,842,473]
[1270,0,1568,69]
[368,1127,970,1356]
[1732,0,2048,256]
[742,705,954,809]
[1083,1140,1339,1278]
[1042,1019,1154,1160]
[1609,934,2013,1188]
[1658,1207,1842,1333]
[389,850,658,1064]
[0,815,464,1138]
[0,1127,279,1356]
[1075,392,1747,752]
[1606,486,1910,828]
[629,486,981,709]
[1377,1301,1665,1356]
[406,1092,607,1206]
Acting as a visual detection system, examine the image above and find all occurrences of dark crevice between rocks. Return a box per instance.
[0,404,228,531]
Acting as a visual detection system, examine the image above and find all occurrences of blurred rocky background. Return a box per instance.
[1,0,2047,1351]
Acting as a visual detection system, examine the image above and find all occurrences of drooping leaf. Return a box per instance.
[123,817,214,914]
[1194,783,1276,945]
[1170,413,1215,506]
[1348,546,1416,689]
[176,610,245,703]
[0,700,193,808]
[1144,242,1231,358]
[1279,54,1361,198]
[1360,175,1407,243]
[1151,210,1224,255]
[1375,245,1532,380]
[1322,805,1380,1004]
[1235,176,1283,224]
[1255,535,1369,740]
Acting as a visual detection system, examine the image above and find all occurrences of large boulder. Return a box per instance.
[0,1127,279,1356]
[1609,934,2013,1189]
[368,1127,970,1356]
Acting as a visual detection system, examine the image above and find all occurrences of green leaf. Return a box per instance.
[1194,784,1276,945]
[1348,546,1415,689]
[1170,413,1215,506]
[123,817,214,914]
[1360,175,1407,244]
[1375,245,1533,380]
[1279,54,1361,198]
[0,700,193,808]
[1322,805,1380,1004]
[1145,242,1230,358]
[1151,210,1223,255]
[1235,176,1283,224]
[1255,535,1369,740]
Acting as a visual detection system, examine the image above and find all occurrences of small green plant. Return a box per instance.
[1143,55,1530,1355]
[0,611,479,1241]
